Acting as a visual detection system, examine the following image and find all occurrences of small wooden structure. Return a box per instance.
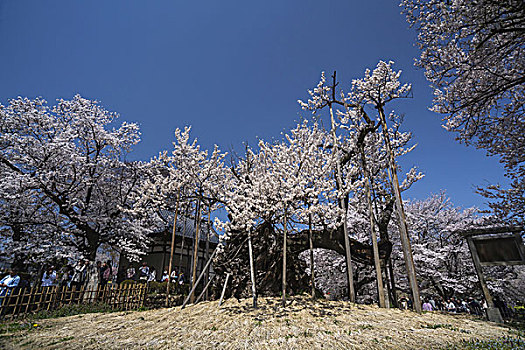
[457,225,525,323]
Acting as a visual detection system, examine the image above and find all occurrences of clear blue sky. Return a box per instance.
[0,0,508,210]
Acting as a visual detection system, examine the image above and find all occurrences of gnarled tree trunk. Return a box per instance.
[212,222,392,300]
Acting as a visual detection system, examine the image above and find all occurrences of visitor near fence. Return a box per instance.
[100,260,112,287]
[148,266,156,282]
[170,269,178,283]
[126,266,135,280]
[41,267,57,287]
[138,262,149,283]
[161,270,169,282]
[70,260,88,288]
[0,270,20,306]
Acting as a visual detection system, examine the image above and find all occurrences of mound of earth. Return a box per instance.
[2,296,514,349]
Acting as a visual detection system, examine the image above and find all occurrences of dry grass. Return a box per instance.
[2,296,514,349]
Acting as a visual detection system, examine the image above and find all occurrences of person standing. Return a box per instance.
[126,266,136,280]
[429,297,436,310]
[148,266,157,282]
[446,299,456,313]
[0,269,20,306]
[70,260,88,289]
[100,261,112,287]
[41,267,57,287]
[422,299,434,311]
[161,270,169,282]
[170,269,178,283]
[138,262,149,283]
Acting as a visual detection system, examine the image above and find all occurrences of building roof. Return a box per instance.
[157,209,219,244]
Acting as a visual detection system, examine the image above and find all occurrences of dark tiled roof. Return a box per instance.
[158,209,219,244]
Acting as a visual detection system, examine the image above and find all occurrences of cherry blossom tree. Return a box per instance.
[213,120,344,301]
[401,0,525,223]
[0,95,147,262]
[309,192,525,303]
[299,61,424,307]
[396,192,525,302]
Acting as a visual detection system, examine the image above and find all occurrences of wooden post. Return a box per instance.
[329,72,355,302]
[466,236,503,323]
[218,273,231,307]
[388,258,398,308]
[182,247,218,309]
[247,229,258,308]
[282,213,288,307]
[177,204,189,274]
[378,107,422,313]
[190,198,202,303]
[308,210,315,300]
[166,191,181,307]
[359,144,386,308]
[204,204,211,301]
[195,274,216,304]
[23,286,35,317]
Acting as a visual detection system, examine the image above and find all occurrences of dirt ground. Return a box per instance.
[1,296,514,349]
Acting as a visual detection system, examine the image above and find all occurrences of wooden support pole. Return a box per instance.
[329,72,355,302]
[218,273,231,307]
[378,107,422,313]
[359,144,385,308]
[182,247,218,309]
[190,198,202,303]
[282,213,288,307]
[166,191,181,307]
[177,204,190,274]
[308,210,315,300]
[195,274,216,304]
[466,236,503,323]
[204,204,211,301]
[248,229,257,308]
[388,258,398,308]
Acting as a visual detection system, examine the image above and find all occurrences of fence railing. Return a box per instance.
[0,283,147,320]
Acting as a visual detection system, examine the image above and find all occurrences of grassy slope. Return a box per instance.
[2,296,516,349]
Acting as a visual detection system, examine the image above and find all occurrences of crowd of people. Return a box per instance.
[397,294,515,319]
[0,259,189,298]
[123,261,186,285]
[0,259,194,313]
[0,259,116,298]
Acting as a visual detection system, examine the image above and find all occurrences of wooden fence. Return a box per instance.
[0,283,147,320]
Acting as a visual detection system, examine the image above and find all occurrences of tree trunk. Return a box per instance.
[211,221,392,300]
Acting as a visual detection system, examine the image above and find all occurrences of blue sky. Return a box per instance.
[0,0,508,210]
